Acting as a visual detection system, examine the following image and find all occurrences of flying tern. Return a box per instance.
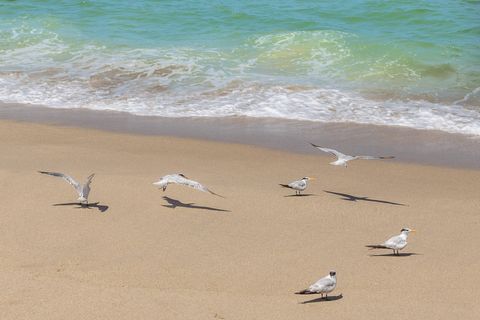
[153,173,224,197]
[310,143,394,167]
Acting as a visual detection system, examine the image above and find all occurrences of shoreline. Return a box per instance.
[1,102,479,169]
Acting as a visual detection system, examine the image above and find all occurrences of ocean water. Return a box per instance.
[0,0,479,135]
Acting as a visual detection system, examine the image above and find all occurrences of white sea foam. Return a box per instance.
[1,75,480,136]
[1,27,479,136]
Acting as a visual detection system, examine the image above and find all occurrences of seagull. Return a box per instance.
[295,271,337,300]
[153,173,224,197]
[366,228,416,255]
[279,177,315,195]
[38,171,95,205]
[310,143,394,167]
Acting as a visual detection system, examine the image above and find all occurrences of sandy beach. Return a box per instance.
[0,119,479,319]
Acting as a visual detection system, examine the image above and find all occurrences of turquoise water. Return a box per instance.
[1,1,479,134]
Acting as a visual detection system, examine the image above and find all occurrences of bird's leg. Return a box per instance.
[321,293,324,299]
[325,294,328,301]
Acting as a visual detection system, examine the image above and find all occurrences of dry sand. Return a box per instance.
[0,119,479,319]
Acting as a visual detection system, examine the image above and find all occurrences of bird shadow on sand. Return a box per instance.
[283,193,317,198]
[299,294,343,304]
[162,196,230,213]
[53,202,109,213]
[369,252,421,257]
[324,190,407,206]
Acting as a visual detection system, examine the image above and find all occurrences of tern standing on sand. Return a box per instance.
[310,143,394,167]
[153,173,224,197]
[366,228,416,255]
[296,271,337,300]
[279,177,314,195]
[38,171,94,205]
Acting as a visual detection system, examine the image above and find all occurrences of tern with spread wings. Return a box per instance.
[153,173,224,197]
[310,143,394,167]
[38,171,95,205]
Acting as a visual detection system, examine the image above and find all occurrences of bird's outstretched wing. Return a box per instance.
[310,143,346,159]
[355,156,395,160]
[85,173,95,186]
[38,171,81,193]
[156,174,225,197]
[182,178,225,198]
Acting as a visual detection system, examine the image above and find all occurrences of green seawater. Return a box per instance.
[0,1,479,134]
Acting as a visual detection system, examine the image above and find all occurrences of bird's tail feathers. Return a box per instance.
[365,244,388,250]
[279,184,291,188]
[295,289,314,295]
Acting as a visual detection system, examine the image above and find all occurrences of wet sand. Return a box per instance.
[1,102,480,169]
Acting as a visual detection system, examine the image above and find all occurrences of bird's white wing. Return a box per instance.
[39,171,82,193]
[356,155,395,160]
[384,235,405,248]
[159,174,224,197]
[310,143,347,159]
[309,276,335,292]
[289,180,306,189]
[180,177,224,197]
